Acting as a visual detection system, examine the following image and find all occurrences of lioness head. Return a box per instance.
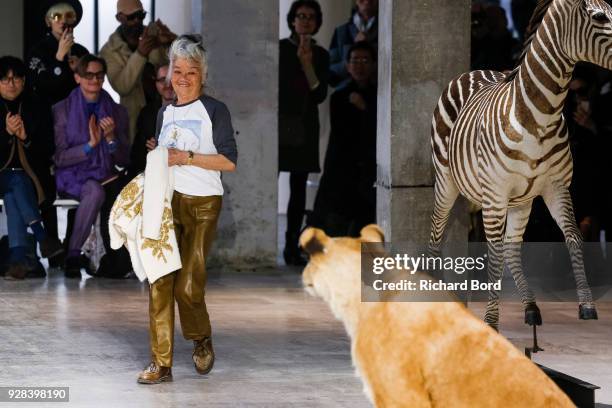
[299,225,385,332]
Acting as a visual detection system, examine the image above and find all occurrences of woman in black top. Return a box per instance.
[279,0,329,265]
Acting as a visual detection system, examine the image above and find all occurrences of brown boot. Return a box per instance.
[4,263,27,280]
[193,337,214,375]
[137,362,172,384]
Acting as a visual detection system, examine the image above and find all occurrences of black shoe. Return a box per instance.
[4,262,27,280]
[283,247,308,266]
[40,237,64,259]
[64,257,82,279]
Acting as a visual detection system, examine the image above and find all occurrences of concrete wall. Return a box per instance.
[377,0,471,243]
[200,0,279,267]
[0,0,23,58]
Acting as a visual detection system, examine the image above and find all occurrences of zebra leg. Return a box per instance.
[504,203,541,326]
[428,172,460,253]
[542,185,598,320]
[481,199,508,331]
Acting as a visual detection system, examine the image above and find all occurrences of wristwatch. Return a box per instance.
[187,150,194,165]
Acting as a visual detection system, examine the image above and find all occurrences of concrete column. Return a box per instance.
[0,0,23,58]
[199,0,278,267]
[377,0,471,243]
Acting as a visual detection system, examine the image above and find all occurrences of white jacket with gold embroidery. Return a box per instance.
[109,147,181,283]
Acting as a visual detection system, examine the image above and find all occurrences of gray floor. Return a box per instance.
[0,271,611,407]
[1,213,611,407]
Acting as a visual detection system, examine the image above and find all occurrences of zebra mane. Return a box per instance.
[504,0,555,82]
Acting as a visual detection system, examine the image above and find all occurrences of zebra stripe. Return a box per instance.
[429,0,610,327]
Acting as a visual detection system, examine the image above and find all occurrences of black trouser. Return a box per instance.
[286,171,309,240]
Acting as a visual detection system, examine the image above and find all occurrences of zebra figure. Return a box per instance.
[429,0,608,329]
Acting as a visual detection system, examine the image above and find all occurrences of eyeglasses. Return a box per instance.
[50,11,77,23]
[0,76,24,85]
[122,10,147,22]
[81,71,105,81]
[296,13,317,21]
[349,58,372,65]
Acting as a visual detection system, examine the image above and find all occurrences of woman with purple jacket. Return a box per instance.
[53,54,130,278]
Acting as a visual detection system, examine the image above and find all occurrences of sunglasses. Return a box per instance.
[81,71,105,81]
[296,13,317,22]
[50,11,77,23]
[349,57,372,65]
[122,10,147,22]
[0,76,24,85]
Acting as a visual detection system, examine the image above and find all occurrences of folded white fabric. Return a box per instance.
[109,147,181,283]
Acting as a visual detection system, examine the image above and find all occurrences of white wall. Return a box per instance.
[278,0,354,214]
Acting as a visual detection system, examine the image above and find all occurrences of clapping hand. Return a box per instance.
[349,92,367,111]
[297,35,313,66]
[137,25,160,57]
[6,113,26,141]
[355,31,367,42]
[99,117,116,142]
[156,20,177,46]
[88,114,101,148]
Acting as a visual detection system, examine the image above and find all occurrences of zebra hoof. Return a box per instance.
[524,303,542,326]
[579,305,598,320]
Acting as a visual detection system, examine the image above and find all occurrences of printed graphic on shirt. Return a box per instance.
[158,120,202,151]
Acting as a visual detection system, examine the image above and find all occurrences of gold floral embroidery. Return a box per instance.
[141,204,174,262]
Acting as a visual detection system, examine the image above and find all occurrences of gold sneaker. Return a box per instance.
[137,362,172,384]
[193,337,214,375]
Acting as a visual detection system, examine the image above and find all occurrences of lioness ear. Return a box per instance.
[360,224,385,242]
[299,227,330,255]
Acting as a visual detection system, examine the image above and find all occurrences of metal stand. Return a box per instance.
[525,325,599,407]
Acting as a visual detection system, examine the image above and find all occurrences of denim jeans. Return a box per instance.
[0,170,41,249]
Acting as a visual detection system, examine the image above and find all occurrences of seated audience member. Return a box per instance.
[53,54,130,278]
[310,42,377,237]
[0,56,63,280]
[129,64,174,176]
[329,0,378,88]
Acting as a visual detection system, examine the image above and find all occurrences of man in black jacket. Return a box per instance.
[311,41,377,237]
[0,56,63,279]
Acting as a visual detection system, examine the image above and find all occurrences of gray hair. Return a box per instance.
[168,35,208,85]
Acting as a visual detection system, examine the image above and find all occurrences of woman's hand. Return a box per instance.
[88,115,101,148]
[349,92,367,111]
[146,137,157,152]
[56,29,74,62]
[156,20,177,46]
[99,117,116,141]
[168,148,188,166]
[297,35,313,66]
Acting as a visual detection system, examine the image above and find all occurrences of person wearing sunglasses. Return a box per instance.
[25,1,89,269]
[100,0,177,145]
[0,56,64,280]
[27,0,89,107]
[53,55,131,279]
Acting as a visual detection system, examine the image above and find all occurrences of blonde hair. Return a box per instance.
[46,3,76,20]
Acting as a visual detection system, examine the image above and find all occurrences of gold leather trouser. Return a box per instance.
[149,192,222,367]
